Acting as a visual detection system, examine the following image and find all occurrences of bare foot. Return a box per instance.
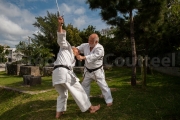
[89,104,100,113]
[55,111,64,119]
[107,103,113,107]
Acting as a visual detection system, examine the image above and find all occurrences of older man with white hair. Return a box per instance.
[76,33,113,106]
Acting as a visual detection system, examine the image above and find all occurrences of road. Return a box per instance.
[0,67,5,71]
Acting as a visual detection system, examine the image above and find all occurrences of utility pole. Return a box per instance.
[28,36,31,45]
[27,36,31,65]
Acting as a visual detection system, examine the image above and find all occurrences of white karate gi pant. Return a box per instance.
[81,68,113,104]
[54,81,91,112]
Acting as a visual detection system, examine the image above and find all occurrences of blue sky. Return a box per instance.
[0,0,109,47]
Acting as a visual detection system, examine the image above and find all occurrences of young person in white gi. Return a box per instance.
[52,16,100,119]
[76,33,113,106]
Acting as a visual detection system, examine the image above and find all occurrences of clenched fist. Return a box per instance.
[72,47,79,56]
[76,55,86,61]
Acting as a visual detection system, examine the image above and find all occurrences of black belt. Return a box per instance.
[54,65,70,70]
[86,65,102,73]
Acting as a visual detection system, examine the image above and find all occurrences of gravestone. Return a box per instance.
[43,67,53,76]
[19,65,40,76]
[6,63,22,75]
[23,75,41,86]
[23,75,34,85]
[29,76,41,86]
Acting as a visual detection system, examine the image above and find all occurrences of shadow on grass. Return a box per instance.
[105,67,131,77]
[1,84,180,120]
[12,78,53,91]
[0,99,56,120]
[0,71,21,78]
[1,67,180,120]
[0,88,22,104]
[0,96,106,120]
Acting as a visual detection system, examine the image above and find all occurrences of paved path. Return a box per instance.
[0,67,5,71]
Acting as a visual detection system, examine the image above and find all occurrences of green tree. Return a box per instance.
[32,11,83,60]
[133,0,180,57]
[134,0,167,56]
[86,0,166,86]
[161,0,180,53]
[16,41,30,57]
[33,11,60,59]
[66,24,82,46]
[0,45,9,63]
[29,38,54,66]
[0,45,4,54]
[80,25,100,43]
[86,0,140,85]
[16,41,31,64]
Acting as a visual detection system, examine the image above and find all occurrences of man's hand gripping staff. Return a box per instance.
[58,17,64,33]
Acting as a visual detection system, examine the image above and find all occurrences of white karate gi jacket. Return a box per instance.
[77,43,113,104]
[77,43,104,69]
[52,31,79,86]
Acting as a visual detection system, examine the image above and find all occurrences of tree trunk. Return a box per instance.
[130,10,137,86]
[143,56,147,88]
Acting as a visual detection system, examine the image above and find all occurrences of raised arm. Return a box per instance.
[57,17,67,48]
[58,17,64,33]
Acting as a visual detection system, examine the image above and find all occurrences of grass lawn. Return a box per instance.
[0,67,180,120]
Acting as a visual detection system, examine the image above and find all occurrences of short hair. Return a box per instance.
[89,33,99,42]
[92,34,99,42]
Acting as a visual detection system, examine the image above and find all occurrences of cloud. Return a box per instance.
[0,1,36,47]
[89,18,109,31]
[0,1,35,26]
[73,15,108,31]
[76,0,86,3]
[74,7,85,15]
[73,16,86,28]
[61,3,71,13]
[58,3,85,16]
[27,0,47,2]
[0,15,30,35]
[0,1,22,17]
[1,39,21,47]
[0,0,108,47]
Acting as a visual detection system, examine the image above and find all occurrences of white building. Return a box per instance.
[4,48,23,62]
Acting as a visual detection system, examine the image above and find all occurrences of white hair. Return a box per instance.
[94,36,99,42]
